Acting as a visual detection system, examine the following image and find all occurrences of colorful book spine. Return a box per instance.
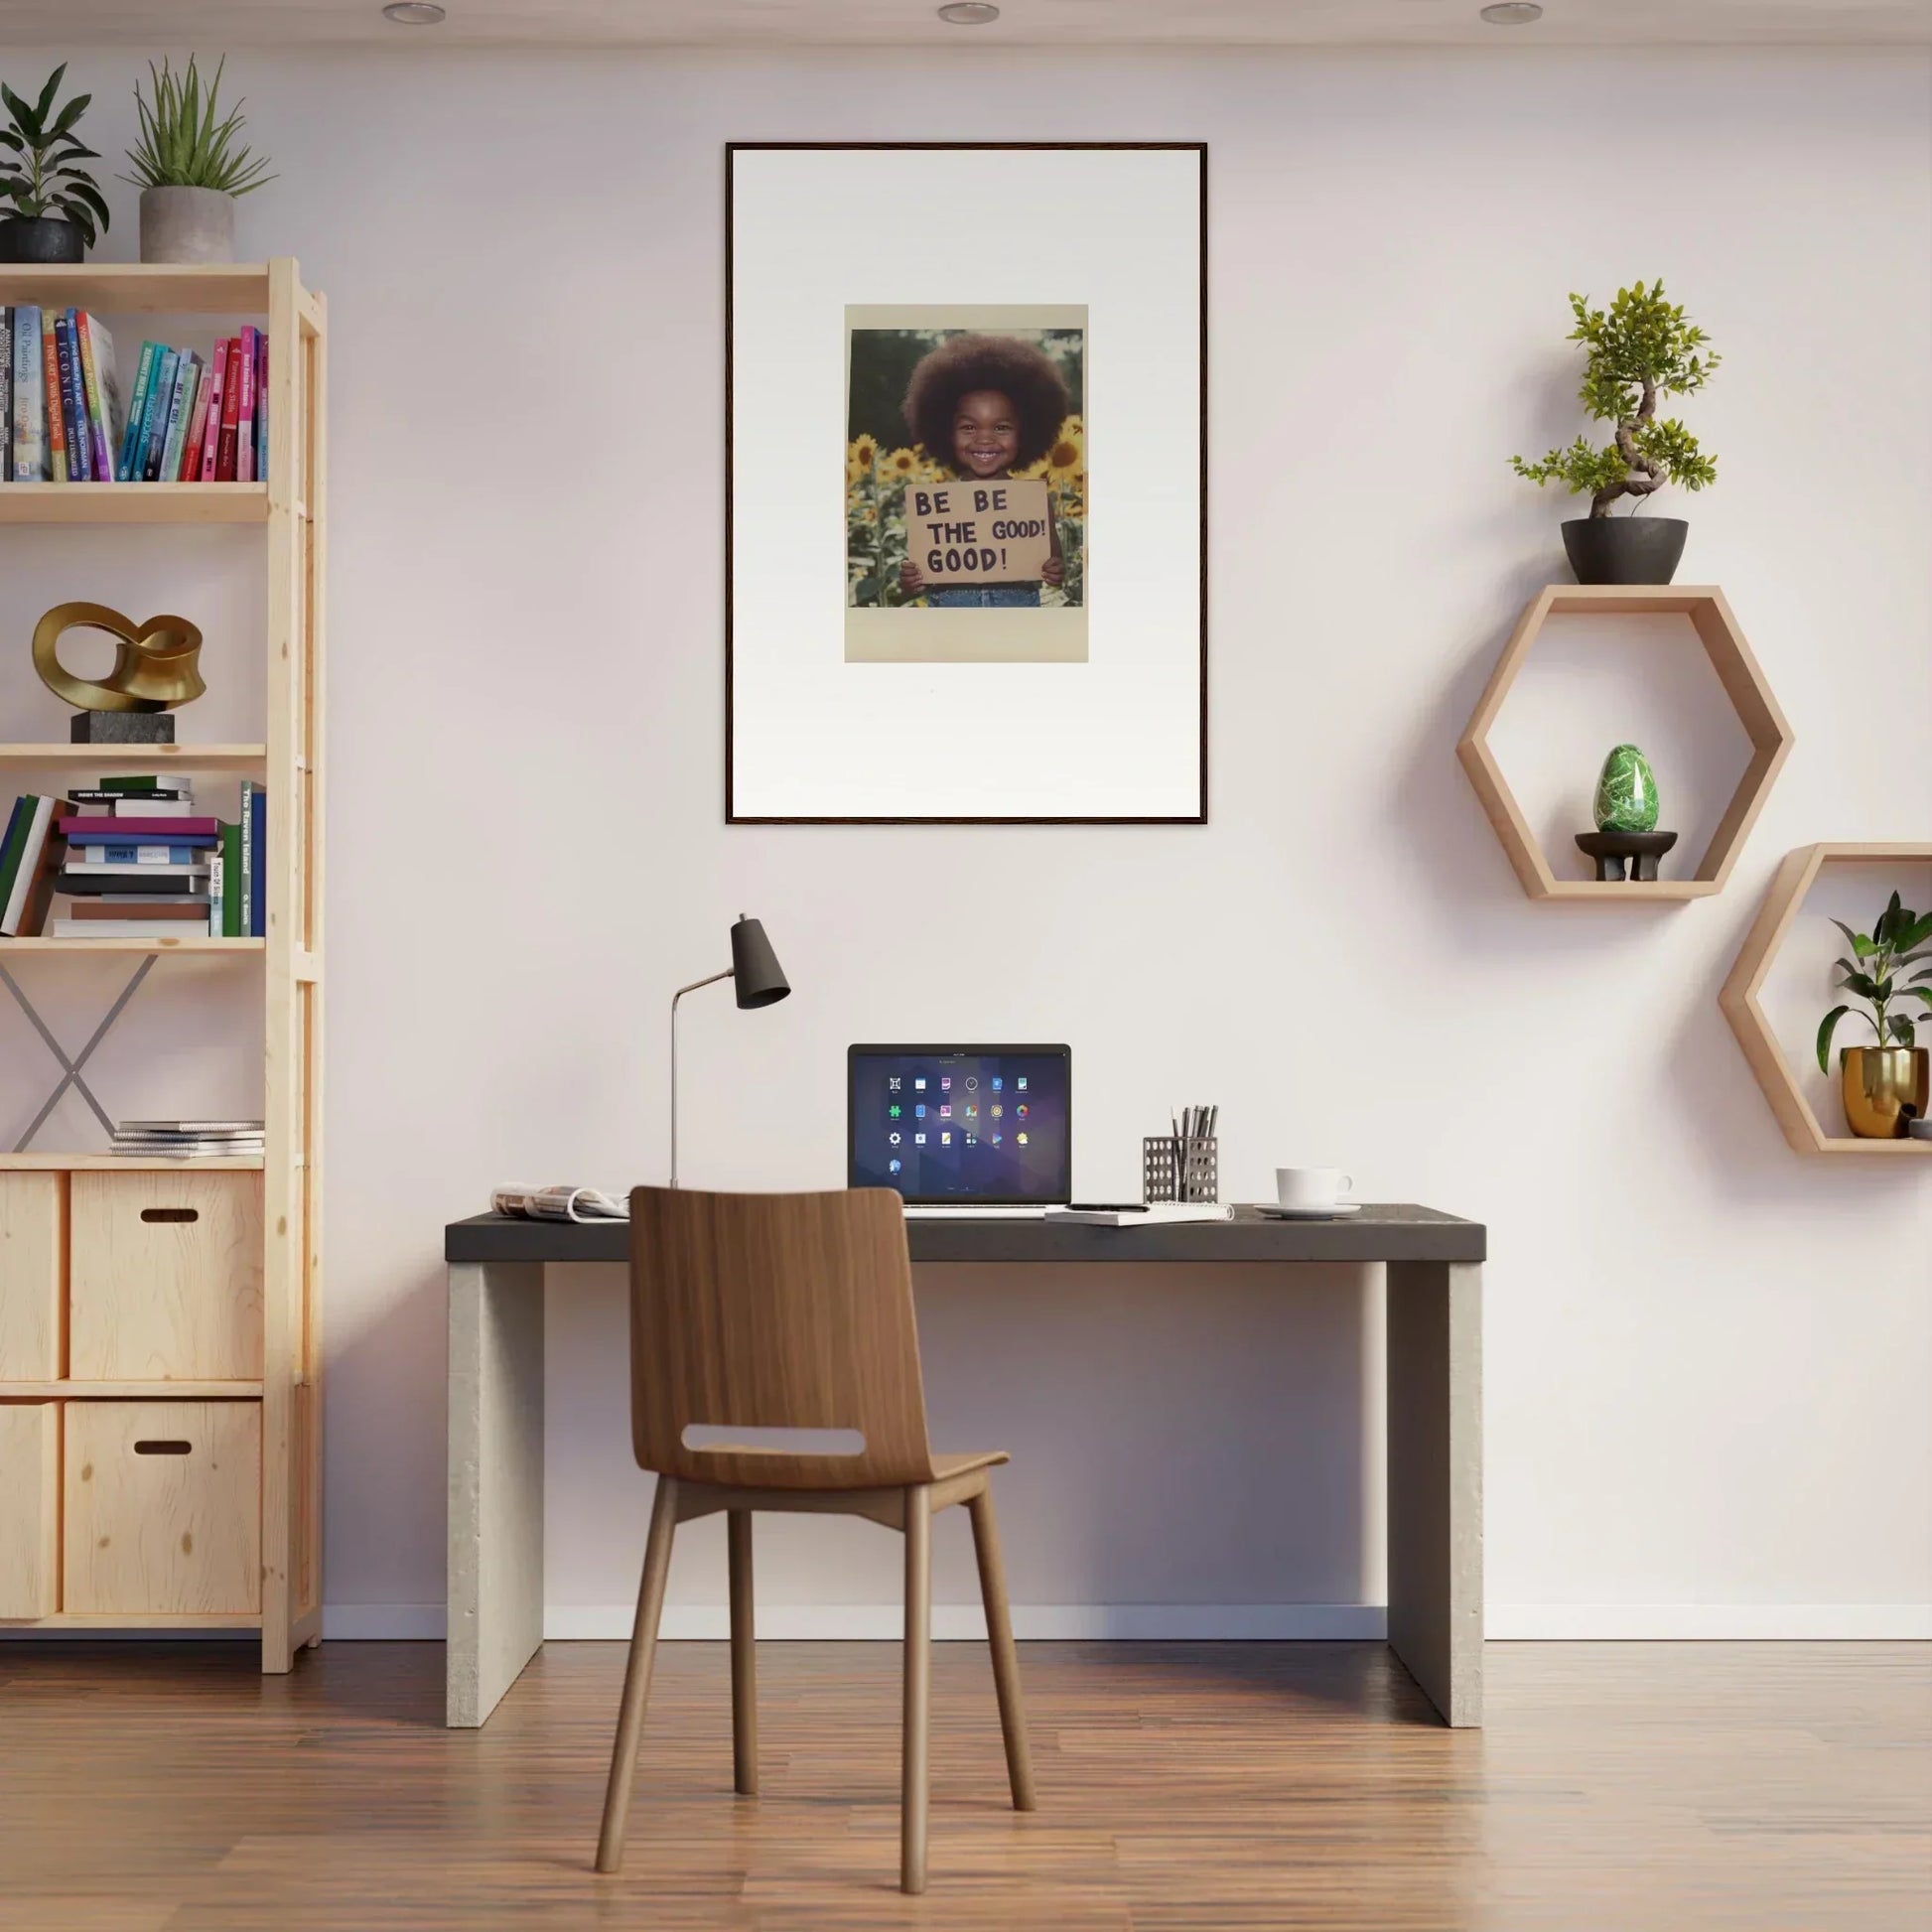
[60,815,219,839]
[197,340,228,481]
[72,841,212,863]
[12,307,43,481]
[138,347,180,483]
[248,785,266,939]
[1,795,60,936]
[159,353,200,484]
[239,780,256,937]
[179,358,212,481]
[253,330,268,480]
[216,338,242,481]
[75,313,118,483]
[0,797,32,908]
[217,822,241,936]
[118,341,159,481]
[235,326,258,485]
[56,313,88,481]
[41,312,67,483]
[0,306,11,483]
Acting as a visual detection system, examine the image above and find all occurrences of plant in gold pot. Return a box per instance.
[1817,893,1932,1139]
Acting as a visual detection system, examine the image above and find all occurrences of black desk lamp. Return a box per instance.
[668,914,790,1186]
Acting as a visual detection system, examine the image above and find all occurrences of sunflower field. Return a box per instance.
[845,325,1086,610]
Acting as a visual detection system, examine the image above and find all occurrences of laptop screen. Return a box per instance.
[848,1044,1071,1204]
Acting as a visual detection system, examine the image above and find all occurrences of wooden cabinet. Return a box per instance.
[0,1173,63,1380]
[69,1172,263,1382]
[0,1402,59,1617]
[64,1401,261,1615]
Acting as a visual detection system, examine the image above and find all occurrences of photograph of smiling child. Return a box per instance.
[845,313,1086,632]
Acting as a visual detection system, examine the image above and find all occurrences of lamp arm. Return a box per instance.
[668,968,736,1188]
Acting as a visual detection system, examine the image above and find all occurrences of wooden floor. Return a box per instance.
[0,1640,1925,1930]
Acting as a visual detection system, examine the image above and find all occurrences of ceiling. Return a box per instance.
[3,0,1929,46]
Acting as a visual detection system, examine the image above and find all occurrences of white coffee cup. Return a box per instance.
[1276,1167,1353,1211]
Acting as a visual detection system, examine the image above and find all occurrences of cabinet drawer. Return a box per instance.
[0,1402,60,1618]
[64,1401,260,1614]
[0,1173,63,1380]
[69,1173,262,1381]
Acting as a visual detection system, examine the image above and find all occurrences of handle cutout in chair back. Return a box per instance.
[134,1440,193,1455]
[140,1207,200,1224]
[680,1423,866,1458]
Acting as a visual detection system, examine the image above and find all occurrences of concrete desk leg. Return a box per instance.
[448,1261,546,1727]
[1386,1260,1483,1726]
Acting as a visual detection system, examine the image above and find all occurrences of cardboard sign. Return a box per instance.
[905,479,1053,587]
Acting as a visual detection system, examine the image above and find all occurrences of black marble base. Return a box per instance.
[1576,829,1679,882]
[70,711,175,744]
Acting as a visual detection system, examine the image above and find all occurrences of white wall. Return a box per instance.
[3,44,1928,1640]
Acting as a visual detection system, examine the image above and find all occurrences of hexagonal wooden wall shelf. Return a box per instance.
[1720,842,1932,1160]
[1456,585,1794,901]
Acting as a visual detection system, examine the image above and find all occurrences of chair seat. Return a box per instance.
[930,1449,1008,1481]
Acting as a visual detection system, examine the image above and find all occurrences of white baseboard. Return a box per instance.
[312,1601,1932,1643]
[1487,1603,1932,1640]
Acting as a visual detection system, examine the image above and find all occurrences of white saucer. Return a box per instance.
[1253,1201,1361,1220]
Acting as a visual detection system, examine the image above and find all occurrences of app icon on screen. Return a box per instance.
[1016,1104,1028,1119]
[915,1104,926,1118]
[965,1076,978,1091]
[889,1131,901,1145]
[940,1076,952,1091]
[992,1076,1003,1092]
[889,1158,901,1173]
[939,1104,951,1118]
[1017,1076,1028,1091]
[890,1104,901,1119]
[990,1104,1003,1120]
[940,1132,951,1145]
[914,1134,926,1145]
[914,1077,926,1090]
[1017,1133,1028,1145]
[990,1132,1003,1146]
[889,1077,902,1092]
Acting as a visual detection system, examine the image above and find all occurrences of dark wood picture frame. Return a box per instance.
[725,141,1208,826]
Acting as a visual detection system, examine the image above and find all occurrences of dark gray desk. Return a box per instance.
[445,1205,1484,1730]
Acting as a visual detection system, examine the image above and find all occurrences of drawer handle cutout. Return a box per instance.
[141,1207,200,1224]
[134,1440,193,1455]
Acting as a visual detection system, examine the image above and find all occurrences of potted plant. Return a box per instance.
[0,66,109,263]
[1511,281,1719,586]
[1817,893,1932,1139]
[123,57,273,265]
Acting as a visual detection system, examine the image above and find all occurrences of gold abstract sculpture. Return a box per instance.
[33,602,206,714]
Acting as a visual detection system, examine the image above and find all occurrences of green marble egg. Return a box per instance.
[1593,744,1659,833]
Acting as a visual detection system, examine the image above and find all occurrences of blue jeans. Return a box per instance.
[928,585,1040,609]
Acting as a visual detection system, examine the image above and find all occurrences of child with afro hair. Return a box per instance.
[898,332,1068,608]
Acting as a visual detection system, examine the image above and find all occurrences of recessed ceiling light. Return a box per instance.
[382,1,447,22]
[938,2,1001,23]
[1479,1,1543,21]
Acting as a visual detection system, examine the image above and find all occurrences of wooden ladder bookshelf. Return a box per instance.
[0,261,326,1673]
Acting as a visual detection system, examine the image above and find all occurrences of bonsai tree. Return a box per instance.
[1817,892,1932,1071]
[1512,281,1718,517]
[0,64,110,248]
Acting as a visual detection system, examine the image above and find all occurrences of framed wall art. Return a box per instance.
[726,142,1207,824]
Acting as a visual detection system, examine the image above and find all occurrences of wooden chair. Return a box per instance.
[595,1185,1036,1894]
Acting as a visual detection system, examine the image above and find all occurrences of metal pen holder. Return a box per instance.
[1143,1135,1218,1205]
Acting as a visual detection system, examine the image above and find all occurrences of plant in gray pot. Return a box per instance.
[0,66,110,263]
[1511,281,1719,586]
[124,56,274,265]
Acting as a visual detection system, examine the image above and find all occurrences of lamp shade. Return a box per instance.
[729,915,790,1009]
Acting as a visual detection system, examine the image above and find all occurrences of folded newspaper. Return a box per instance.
[491,1184,630,1224]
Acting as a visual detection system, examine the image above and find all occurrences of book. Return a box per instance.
[179,356,212,481]
[75,312,119,482]
[0,305,10,482]
[55,312,87,481]
[0,796,34,910]
[136,346,178,482]
[1,795,61,935]
[243,782,266,938]
[12,307,43,481]
[216,338,242,481]
[118,340,159,480]
[121,1120,264,1134]
[1042,1204,1232,1227]
[99,774,177,794]
[67,845,208,866]
[69,898,210,920]
[218,819,241,937]
[254,329,267,479]
[158,353,200,484]
[50,918,213,938]
[235,326,258,485]
[40,311,66,483]
[59,870,208,897]
[198,339,227,480]
[67,787,192,805]
[60,816,220,839]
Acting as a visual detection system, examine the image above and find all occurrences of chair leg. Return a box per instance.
[900,1483,932,1896]
[728,1509,758,1796]
[967,1485,1036,1811]
[595,1474,680,1873]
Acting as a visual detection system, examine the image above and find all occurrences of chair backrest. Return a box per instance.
[626,1185,938,1490]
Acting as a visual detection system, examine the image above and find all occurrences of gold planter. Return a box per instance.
[1840,1046,1930,1139]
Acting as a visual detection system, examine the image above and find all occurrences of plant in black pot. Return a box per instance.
[1511,281,1718,585]
[0,65,110,263]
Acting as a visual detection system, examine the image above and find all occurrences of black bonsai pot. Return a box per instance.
[1561,515,1688,586]
[0,214,86,263]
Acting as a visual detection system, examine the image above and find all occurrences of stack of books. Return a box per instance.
[1,308,266,484]
[112,1119,265,1161]
[0,775,267,938]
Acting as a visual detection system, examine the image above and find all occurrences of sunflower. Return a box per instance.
[880,446,920,482]
[1043,418,1084,483]
[847,432,879,480]
[1010,456,1049,482]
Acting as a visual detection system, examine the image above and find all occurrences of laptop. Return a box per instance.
[848,1044,1071,1217]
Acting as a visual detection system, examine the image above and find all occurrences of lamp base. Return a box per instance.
[70,711,176,745]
